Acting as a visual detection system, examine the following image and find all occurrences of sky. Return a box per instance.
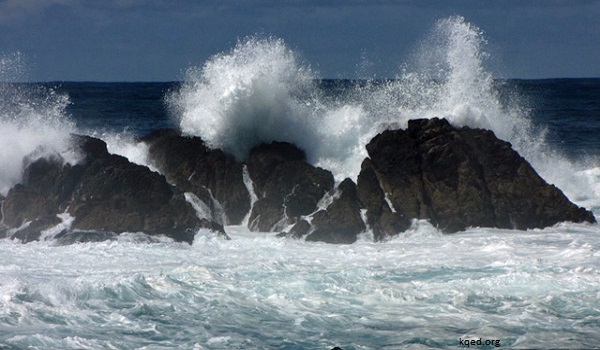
[0,0,598,81]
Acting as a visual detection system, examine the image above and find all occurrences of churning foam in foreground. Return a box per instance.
[2,223,600,348]
[0,56,79,196]
[168,17,600,214]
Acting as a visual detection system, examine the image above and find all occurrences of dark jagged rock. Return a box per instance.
[0,134,226,244]
[305,178,366,244]
[282,178,367,244]
[142,129,249,225]
[4,118,592,245]
[3,183,60,232]
[359,118,596,234]
[356,158,411,241]
[2,157,67,243]
[246,141,335,232]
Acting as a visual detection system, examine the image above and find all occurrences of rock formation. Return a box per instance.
[304,178,366,244]
[356,158,411,241]
[245,141,335,232]
[357,118,596,239]
[0,135,225,243]
[142,129,249,225]
[1,118,595,245]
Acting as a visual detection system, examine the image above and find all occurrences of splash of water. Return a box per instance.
[0,55,78,196]
[167,18,598,213]
[371,16,598,213]
[167,37,320,162]
[168,18,532,181]
[167,36,377,179]
[361,16,533,146]
[172,23,496,173]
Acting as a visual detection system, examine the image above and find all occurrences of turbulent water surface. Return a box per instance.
[1,16,600,349]
[1,224,600,349]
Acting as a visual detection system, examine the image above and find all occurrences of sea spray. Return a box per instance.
[374,16,599,213]
[360,16,599,214]
[0,56,79,195]
[167,19,520,182]
[167,37,374,181]
[167,37,320,162]
[362,16,534,146]
[166,17,598,212]
[95,130,156,171]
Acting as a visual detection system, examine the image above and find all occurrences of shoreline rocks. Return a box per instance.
[1,118,595,245]
[142,129,249,225]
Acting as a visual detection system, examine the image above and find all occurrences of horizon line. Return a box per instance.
[5,77,600,84]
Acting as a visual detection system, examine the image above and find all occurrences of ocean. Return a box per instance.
[1,16,600,349]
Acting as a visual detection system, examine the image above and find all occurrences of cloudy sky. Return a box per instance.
[0,0,598,81]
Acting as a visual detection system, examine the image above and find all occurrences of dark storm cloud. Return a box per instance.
[0,0,598,81]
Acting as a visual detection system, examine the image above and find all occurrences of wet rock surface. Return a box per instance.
[142,129,249,225]
[0,135,225,243]
[245,141,335,232]
[2,118,595,245]
[304,178,366,244]
[359,118,596,233]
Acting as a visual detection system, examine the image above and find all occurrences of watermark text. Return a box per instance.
[459,337,500,348]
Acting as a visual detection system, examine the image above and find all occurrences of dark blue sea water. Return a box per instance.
[1,17,600,350]
[508,79,600,159]
[51,79,600,159]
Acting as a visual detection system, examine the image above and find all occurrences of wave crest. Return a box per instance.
[168,37,320,162]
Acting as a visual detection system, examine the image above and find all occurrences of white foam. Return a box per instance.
[2,222,600,348]
[168,37,319,162]
[39,212,75,241]
[241,165,258,226]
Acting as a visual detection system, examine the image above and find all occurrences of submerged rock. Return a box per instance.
[358,118,596,236]
[0,135,225,243]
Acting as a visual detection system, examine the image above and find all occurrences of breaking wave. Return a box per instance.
[168,16,599,213]
[167,17,531,177]
[0,54,78,196]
